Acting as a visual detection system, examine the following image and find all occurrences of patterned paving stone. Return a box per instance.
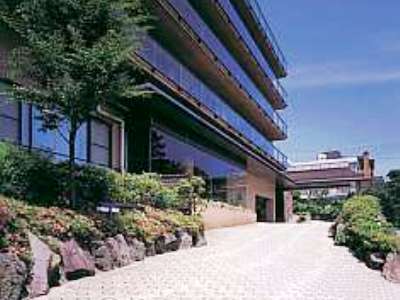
[36,222,400,300]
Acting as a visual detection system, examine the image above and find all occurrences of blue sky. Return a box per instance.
[263,0,400,176]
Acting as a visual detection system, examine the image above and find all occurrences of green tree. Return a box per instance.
[0,0,150,206]
[367,170,400,227]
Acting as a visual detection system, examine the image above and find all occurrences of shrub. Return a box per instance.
[0,142,62,206]
[337,195,399,258]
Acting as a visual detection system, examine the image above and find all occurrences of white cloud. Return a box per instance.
[285,61,400,89]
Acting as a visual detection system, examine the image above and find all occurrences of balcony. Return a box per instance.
[157,0,287,139]
[135,38,288,169]
[189,0,287,110]
[230,0,288,78]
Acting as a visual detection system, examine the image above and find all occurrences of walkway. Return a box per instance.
[38,222,400,300]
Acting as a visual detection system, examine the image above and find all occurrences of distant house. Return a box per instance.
[288,151,375,200]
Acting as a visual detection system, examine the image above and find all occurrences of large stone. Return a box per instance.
[334,223,346,245]
[383,253,400,283]
[145,241,156,257]
[154,236,167,254]
[27,233,54,297]
[105,234,132,268]
[92,241,113,271]
[155,234,179,254]
[165,233,180,252]
[193,230,207,248]
[60,239,95,281]
[366,252,385,270]
[0,253,27,300]
[127,238,146,261]
[175,229,192,250]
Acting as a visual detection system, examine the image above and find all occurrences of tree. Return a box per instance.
[0,0,150,206]
[366,170,400,227]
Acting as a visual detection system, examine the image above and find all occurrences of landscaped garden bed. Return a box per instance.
[330,195,400,283]
[0,142,208,299]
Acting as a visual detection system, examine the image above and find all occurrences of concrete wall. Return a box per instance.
[202,202,257,230]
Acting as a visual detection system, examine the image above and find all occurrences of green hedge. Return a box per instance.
[0,142,62,206]
[335,195,400,259]
[293,194,343,221]
[0,142,205,212]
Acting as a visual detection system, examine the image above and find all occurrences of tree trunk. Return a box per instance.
[68,122,78,208]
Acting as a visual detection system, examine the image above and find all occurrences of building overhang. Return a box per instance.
[189,0,287,110]
[145,0,286,141]
[230,0,288,79]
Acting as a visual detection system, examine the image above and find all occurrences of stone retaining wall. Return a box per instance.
[202,202,257,230]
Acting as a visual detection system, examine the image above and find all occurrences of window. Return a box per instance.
[0,92,19,143]
[32,107,88,162]
[89,118,111,167]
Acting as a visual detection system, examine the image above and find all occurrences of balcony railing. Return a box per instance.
[138,38,288,168]
[244,0,288,70]
[167,0,287,136]
[217,0,287,98]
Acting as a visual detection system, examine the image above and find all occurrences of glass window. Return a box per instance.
[151,127,246,204]
[32,107,87,161]
[90,119,111,167]
[0,93,19,143]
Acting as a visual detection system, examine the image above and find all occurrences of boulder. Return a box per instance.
[366,252,385,270]
[105,234,132,268]
[154,236,167,254]
[48,253,62,287]
[127,238,146,261]
[383,253,400,283]
[0,253,27,300]
[155,234,179,254]
[175,229,192,250]
[193,230,207,248]
[27,233,54,297]
[334,223,346,245]
[145,241,156,257]
[165,233,180,252]
[60,239,95,281]
[92,241,113,271]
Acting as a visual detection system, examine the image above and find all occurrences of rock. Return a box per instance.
[0,253,27,300]
[48,253,62,287]
[155,234,179,254]
[165,233,180,252]
[334,223,346,245]
[145,241,156,257]
[92,241,113,271]
[60,239,95,281]
[383,253,400,283]
[127,238,146,261]
[27,232,53,297]
[366,252,385,270]
[106,234,132,268]
[175,229,192,250]
[154,236,167,254]
[193,230,207,248]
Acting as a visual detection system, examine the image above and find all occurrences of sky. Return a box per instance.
[262,0,400,176]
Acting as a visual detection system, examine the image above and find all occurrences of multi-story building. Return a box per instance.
[0,0,292,222]
[288,151,375,200]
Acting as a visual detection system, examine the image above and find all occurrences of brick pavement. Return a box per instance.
[37,221,400,300]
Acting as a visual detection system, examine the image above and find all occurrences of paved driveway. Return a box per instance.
[38,222,400,300]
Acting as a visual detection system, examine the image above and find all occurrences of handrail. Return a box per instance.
[217,0,287,99]
[244,0,288,69]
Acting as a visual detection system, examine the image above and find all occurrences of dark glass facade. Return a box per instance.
[151,126,247,204]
